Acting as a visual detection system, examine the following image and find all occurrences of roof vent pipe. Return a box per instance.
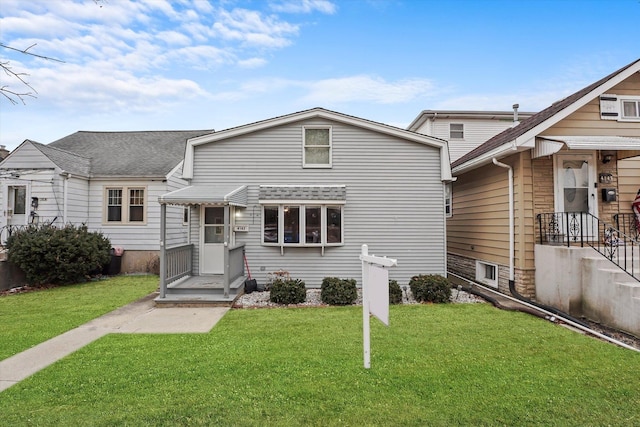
[512,103,519,126]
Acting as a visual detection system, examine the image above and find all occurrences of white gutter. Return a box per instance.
[492,158,514,284]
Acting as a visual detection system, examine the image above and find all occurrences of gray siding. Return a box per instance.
[191,118,446,287]
[165,170,190,248]
[86,179,168,250]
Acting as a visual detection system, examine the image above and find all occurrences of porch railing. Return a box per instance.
[0,225,27,247]
[613,213,640,242]
[537,212,639,281]
[165,243,193,284]
[228,244,246,285]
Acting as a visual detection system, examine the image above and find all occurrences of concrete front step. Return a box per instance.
[154,293,241,307]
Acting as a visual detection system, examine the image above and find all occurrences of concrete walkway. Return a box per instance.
[0,293,229,392]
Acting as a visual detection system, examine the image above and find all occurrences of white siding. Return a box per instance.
[416,118,518,162]
[65,176,90,224]
[0,142,56,169]
[190,118,446,287]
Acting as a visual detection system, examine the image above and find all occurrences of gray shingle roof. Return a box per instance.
[48,130,213,177]
[452,58,640,169]
[31,141,92,176]
[259,185,347,201]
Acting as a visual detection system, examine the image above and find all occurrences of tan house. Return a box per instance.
[448,59,640,337]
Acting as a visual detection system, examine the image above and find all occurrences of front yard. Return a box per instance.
[0,285,638,426]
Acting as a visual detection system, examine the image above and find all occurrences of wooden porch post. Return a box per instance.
[159,203,167,299]
[223,204,230,298]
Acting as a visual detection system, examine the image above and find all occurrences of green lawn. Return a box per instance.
[0,275,159,360]
[1,303,638,426]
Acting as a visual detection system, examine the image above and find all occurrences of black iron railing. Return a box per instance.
[613,213,640,242]
[0,225,28,247]
[537,212,639,281]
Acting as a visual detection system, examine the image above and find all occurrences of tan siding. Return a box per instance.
[542,73,640,137]
[618,156,640,208]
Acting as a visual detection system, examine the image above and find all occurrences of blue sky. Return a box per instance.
[0,0,638,151]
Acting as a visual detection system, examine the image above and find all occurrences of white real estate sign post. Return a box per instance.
[360,244,397,369]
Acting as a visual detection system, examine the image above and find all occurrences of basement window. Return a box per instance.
[476,260,498,288]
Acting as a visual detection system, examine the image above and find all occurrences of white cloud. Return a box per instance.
[211,8,299,48]
[304,75,436,104]
[270,0,337,14]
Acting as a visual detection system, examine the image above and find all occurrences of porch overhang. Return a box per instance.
[534,135,640,158]
[158,185,248,207]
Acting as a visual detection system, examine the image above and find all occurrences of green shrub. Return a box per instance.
[7,224,111,286]
[389,279,403,304]
[269,278,307,305]
[409,274,451,303]
[321,277,357,305]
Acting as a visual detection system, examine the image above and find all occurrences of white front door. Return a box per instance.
[554,152,598,239]
[6,185,28,226]
[200,206,225,274]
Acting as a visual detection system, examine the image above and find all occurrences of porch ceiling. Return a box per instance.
[159,185,247,207]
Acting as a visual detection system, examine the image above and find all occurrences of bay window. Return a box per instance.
[262,204,343,246]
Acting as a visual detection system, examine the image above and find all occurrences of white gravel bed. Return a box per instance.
[234,286,485,308]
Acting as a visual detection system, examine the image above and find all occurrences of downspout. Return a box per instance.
[492,158,514,289]
[62,172,71,223]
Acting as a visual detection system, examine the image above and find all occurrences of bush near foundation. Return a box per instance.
[321,277,357,305]
[409,274,451,303]
[389,279,403,304]
[7,224,111,286]
[269,278,306,305]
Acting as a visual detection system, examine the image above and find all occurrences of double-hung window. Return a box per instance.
[105,186,146,224]
[262,204,343,246]
[622,98,640,120]
[303,126,332,167]
[449,123,464,139]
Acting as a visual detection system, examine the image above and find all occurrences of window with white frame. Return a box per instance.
[444,183,452,218]
[303,127,332,167]
[262,204,343,246]
[104,187,146,224]
[622,98,640,119]
[476,260,498,288]
[449,123,464,139]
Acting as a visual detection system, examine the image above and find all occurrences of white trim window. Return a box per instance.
[445,183,452,218]
[449,123,464,139]
[262,204,343,246]
[104,186,146,224]
[621,98,640,120]
[476,260,498,288]
[303,126,332,168]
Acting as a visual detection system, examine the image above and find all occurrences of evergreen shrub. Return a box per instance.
[321,277,357,305]
[269,278,306,305]
[389,279,403,304]
[7,224,111,286]
[408,274,451,303]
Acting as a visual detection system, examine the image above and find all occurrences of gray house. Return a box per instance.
[157,108,452,304]
[0,130,212,272]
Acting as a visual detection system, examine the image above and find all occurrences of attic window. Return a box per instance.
[622,99,640,119]
[303,126,332,168]
[449,123,464,139]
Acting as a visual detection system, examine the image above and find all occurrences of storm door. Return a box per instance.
[200,206,225,274]
[554,153,598,240]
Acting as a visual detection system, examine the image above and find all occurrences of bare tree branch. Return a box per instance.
[0,43,64,105]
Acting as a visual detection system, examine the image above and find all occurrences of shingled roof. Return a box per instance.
[452,58,640,171]
[48,130,212,177]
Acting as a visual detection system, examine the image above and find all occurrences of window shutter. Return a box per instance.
[600,94,619,120]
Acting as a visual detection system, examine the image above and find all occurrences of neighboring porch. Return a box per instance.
[155,185,249,306]
[536,211,640,337]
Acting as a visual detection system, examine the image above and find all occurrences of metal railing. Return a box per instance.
[613,213,640,242]
[537,212,639,281]
[164,244,193,284]
[0,225,28,247]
